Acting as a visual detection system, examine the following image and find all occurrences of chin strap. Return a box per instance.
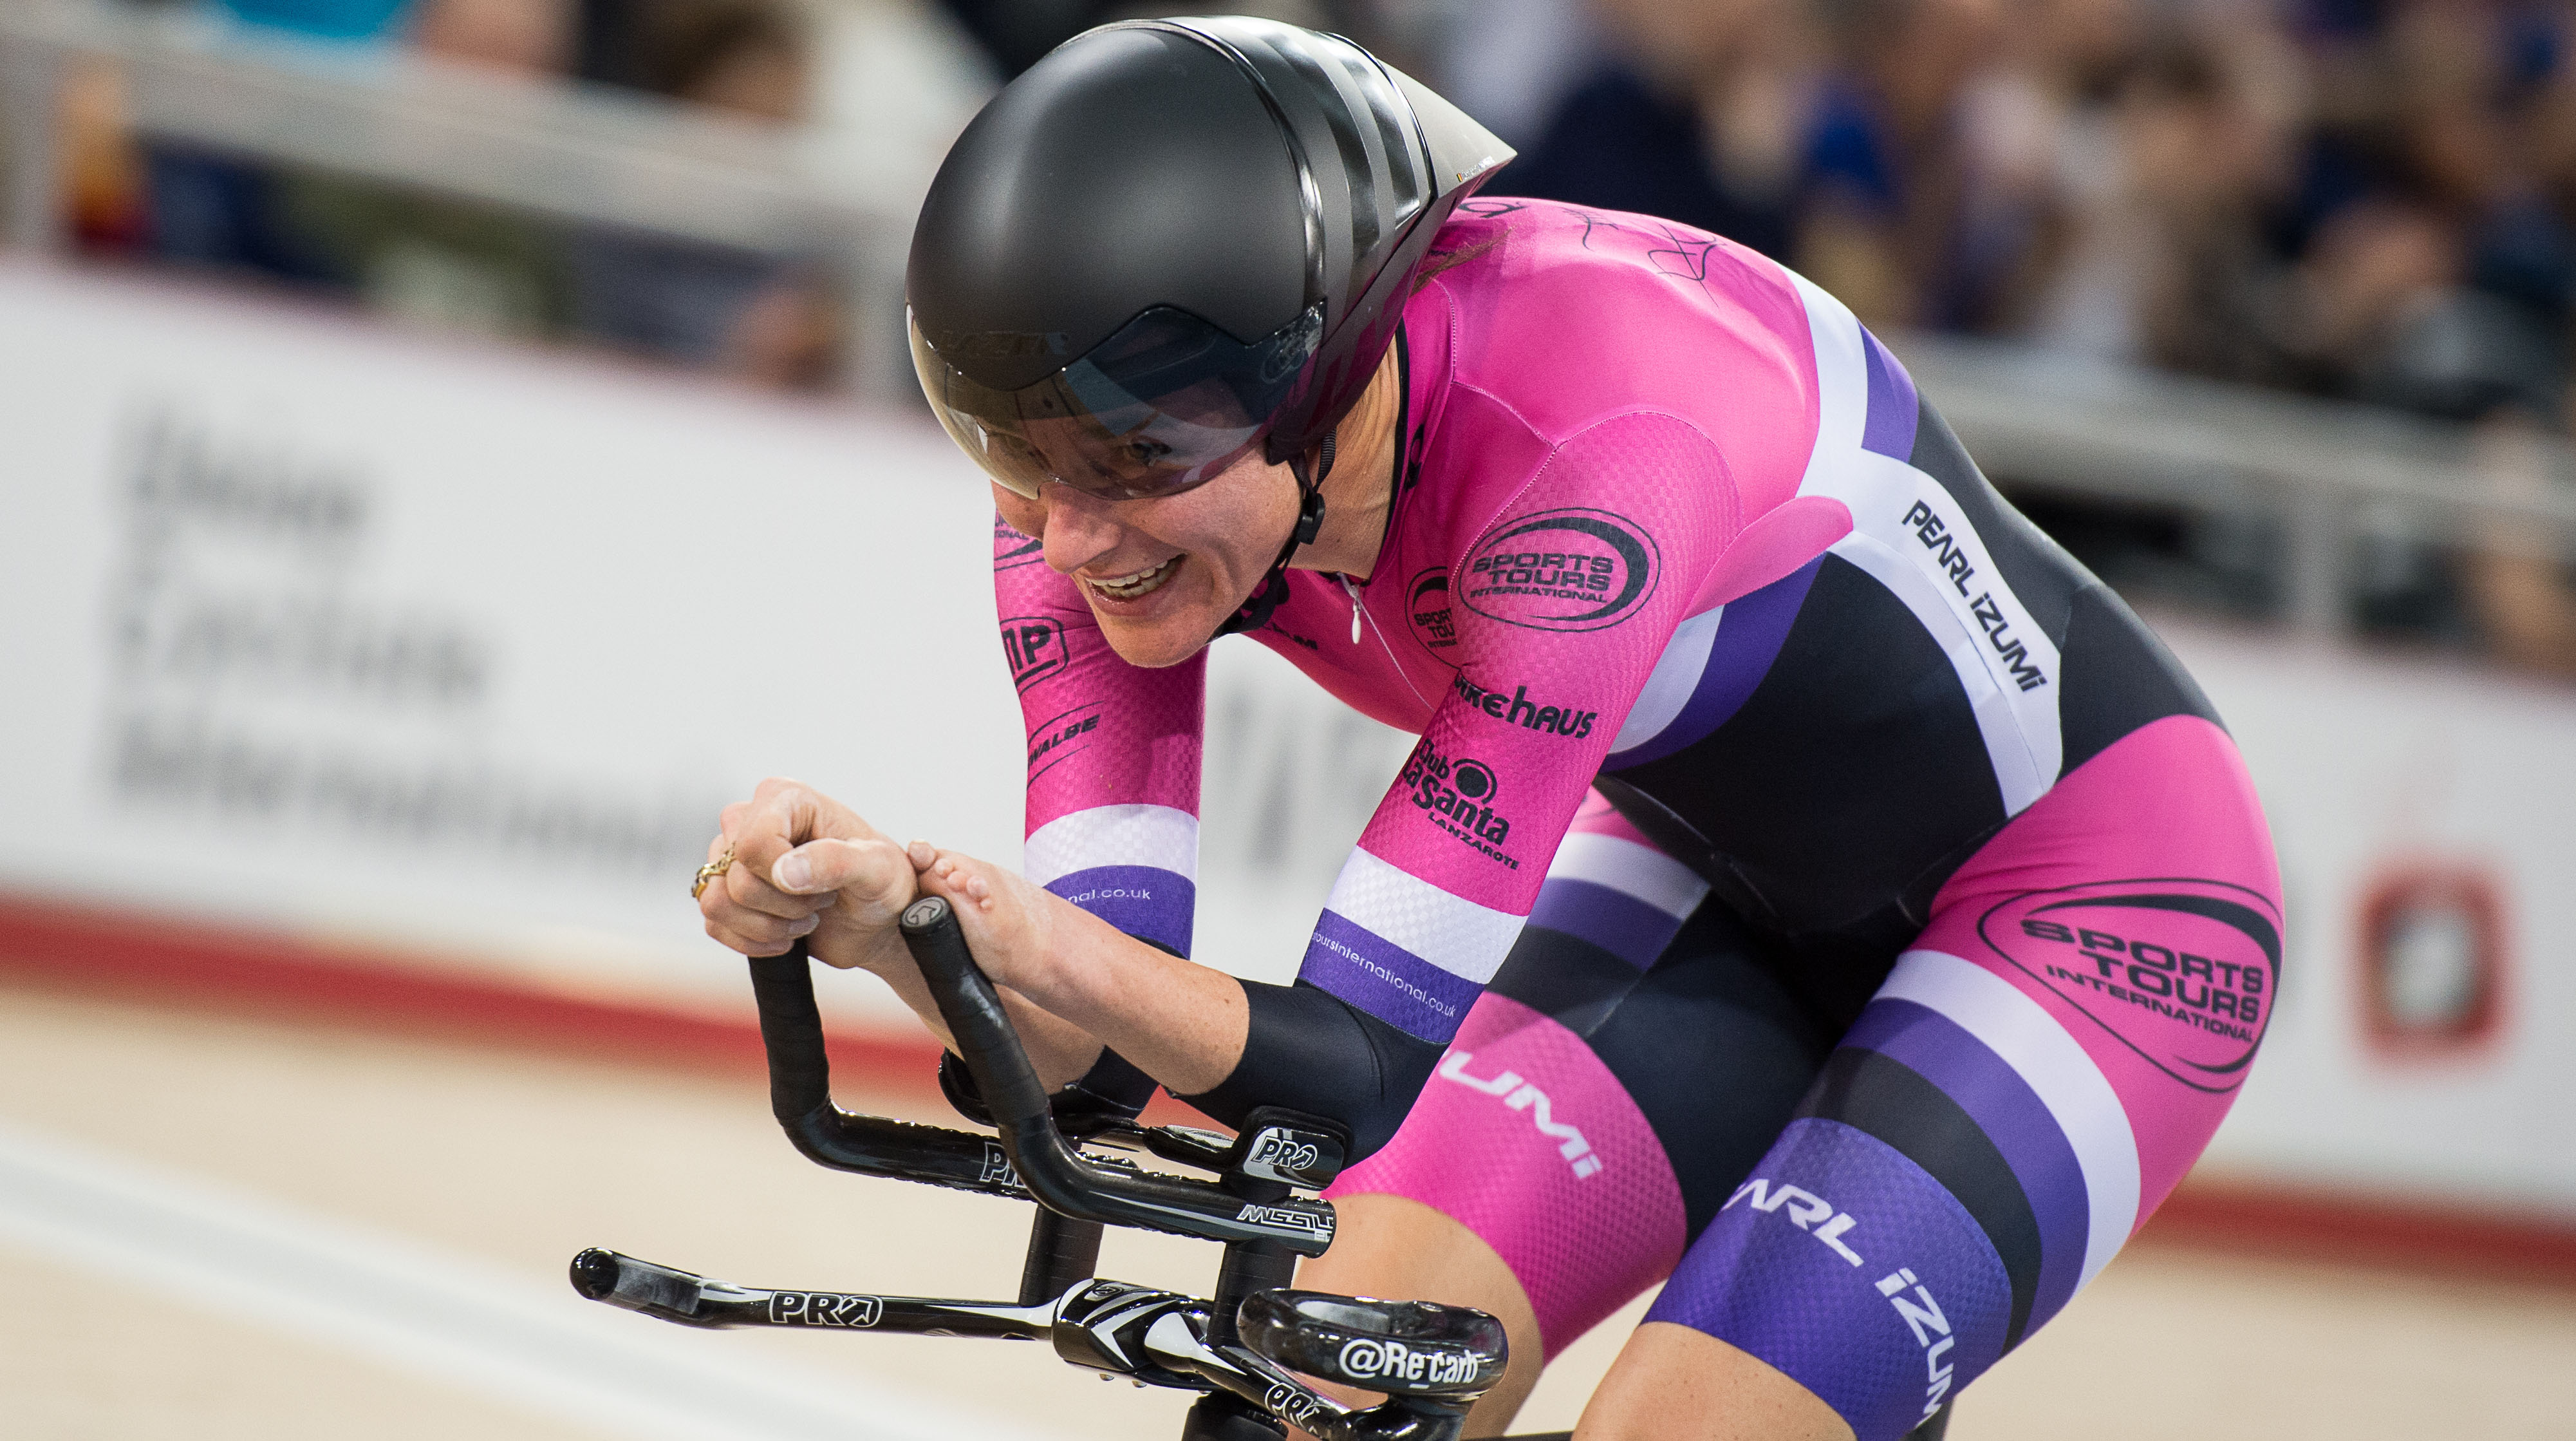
[1213,431,1335,639]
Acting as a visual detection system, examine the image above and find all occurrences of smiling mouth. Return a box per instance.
[1084,554,1183,603]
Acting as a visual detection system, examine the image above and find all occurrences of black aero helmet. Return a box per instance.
[906,16,1513,506]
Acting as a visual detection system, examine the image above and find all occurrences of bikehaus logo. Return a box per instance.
[1000,615,1067,691]
[1450,673,1598,740]
[1876,1266,1961,1422]
[1461,507,1661,632]
[1437,1051,1603,1178]
[1336,1337,1482,1387]
[1399,740,1517,868]
[768,1290,884,1328]
[1899,499,2048,693]
[1235,1202,1335,1243]
[1723,1178,1865,1267]
[1977,878,2282,1093]
[993,518,1045,572]
[1406,567,1456,650]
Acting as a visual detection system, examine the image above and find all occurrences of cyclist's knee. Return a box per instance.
[1577,1323,1851,1441]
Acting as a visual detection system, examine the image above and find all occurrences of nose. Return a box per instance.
[1038,485,1126,574]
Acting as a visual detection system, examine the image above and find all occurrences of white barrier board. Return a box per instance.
[0,261,2563,1218]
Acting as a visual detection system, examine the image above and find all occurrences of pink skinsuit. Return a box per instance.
[992,200,2281,1441]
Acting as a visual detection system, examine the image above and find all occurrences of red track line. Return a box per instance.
[2,889,2567,1274]
[0,889,1218,1125]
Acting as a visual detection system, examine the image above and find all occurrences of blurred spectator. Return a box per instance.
[411,0,575,73]
[258,0,579,339]
[926,0,1336,82]
[637,0,807,118]
[2463,416,2576,675]
[1795,0,2019,326]
[563,0,839,387]
[216,0,412,43]
[2025,23,2302,380]
[1486,0,1819,265]
[1400,0,1602,151]
[57,59,148,254]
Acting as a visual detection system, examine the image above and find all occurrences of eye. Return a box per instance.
[1121,438,1173,468]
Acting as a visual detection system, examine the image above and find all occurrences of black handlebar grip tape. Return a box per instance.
[899,897,1051,1129]
[747,940,830,1122]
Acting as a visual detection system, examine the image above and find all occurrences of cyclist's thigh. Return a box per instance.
[1325,793,1839,1361]
[1643,715,2281,1441]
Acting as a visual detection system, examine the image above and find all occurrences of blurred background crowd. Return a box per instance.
[57,0,2576,419]
[32,0,2576,663]
[61,0,2576,421]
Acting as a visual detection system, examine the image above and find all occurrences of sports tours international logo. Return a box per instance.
[1977,878,2282,1092]
[1461,507,1661,632]
[1406,568,1456,651]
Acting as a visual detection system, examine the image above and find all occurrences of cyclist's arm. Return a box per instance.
[980,517,1211,1104]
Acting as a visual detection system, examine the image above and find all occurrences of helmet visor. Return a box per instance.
[911,302,1324,501]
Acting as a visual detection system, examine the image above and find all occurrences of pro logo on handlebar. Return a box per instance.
[901,896,951,930]
[1224,1108,1349,1192]
[769,1291,884,1328]
[980,1141,1023,1190]
[1264,1382,1328,1429]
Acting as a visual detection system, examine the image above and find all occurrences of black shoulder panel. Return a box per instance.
[1908,393,2223,778]
[1605,554,2006,940]
[1905,400,2082,650]
[2053,581,2223,775]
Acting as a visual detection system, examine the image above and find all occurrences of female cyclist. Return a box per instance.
[697,18,2282,1441]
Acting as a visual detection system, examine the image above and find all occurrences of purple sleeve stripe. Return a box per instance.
[1300,908,1486,1044]
[1607,557,1821,769]
[1045,865,1195,958]
[1859,327,1920,462]
[1841,999,2089,1335]
[1647,1117,2011,1441]
[1526,878,1686,973]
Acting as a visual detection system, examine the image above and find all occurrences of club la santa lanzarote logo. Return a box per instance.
[1462,507,1661,632]
[1000,615,1067,691]
[1407,568,1456,650]
[1399,740,1515,868]
[1977,878,2282,1093]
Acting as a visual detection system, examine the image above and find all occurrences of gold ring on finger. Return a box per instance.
[692,846,736,900]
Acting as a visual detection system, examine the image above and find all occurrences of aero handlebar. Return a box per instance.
[576,893,1533,1441]
[897,896,1338,1255]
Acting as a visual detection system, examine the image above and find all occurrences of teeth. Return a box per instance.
[1086,555,1181,601]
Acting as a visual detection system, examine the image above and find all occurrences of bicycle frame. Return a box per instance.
[571,898,1522,1441]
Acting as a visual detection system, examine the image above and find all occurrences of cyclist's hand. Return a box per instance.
[907,843,1065,995]
[700,777,917,973]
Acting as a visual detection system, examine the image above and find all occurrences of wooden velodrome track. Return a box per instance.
[4,949,2573,1438]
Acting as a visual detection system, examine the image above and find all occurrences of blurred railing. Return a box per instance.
[0,0,918,391]
[8,0,2576,654]
[1900,336,2576,637]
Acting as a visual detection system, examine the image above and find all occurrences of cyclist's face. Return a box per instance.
[993,444,1300,668]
